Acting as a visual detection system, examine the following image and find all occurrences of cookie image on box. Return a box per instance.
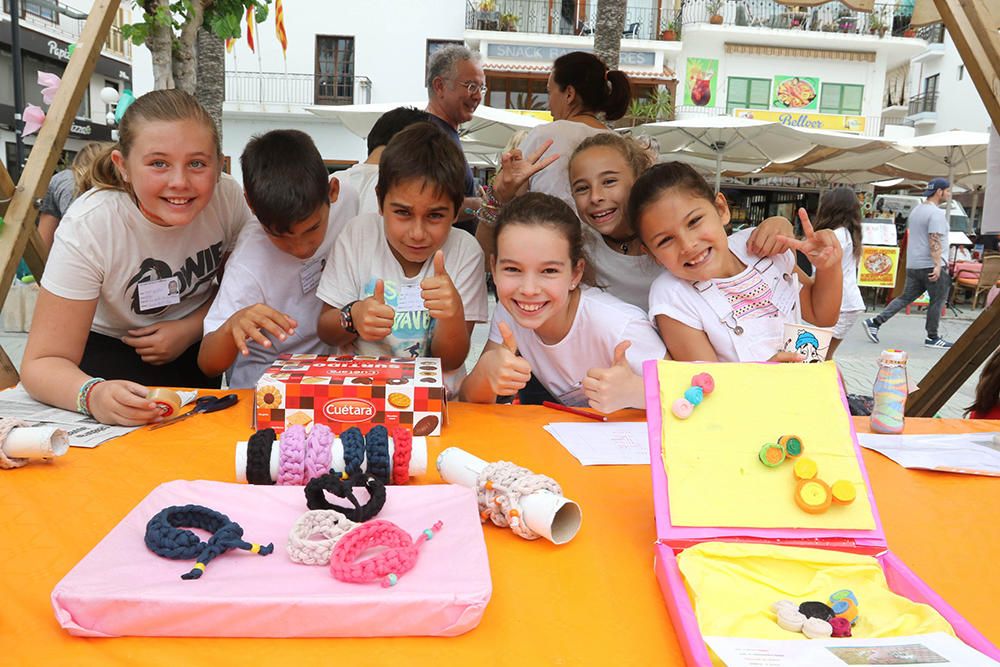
[388,392,411,409]
[286,410,313,427]
[256,384,284,408]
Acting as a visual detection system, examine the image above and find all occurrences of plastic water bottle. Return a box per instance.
[870,349,908,434]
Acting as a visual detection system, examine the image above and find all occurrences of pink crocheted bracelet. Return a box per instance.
[303,424,334,482]
[277,424,307,486]
[329,519,443,588]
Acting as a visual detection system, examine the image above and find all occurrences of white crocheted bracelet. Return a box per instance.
[477,460,562,540]
[286,510,357,565]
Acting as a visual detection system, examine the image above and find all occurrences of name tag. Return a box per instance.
[300,259,324,294]
[771,273,798,316]
[137,277,181,311]
[396,282,426,313]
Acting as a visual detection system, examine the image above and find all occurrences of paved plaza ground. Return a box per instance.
[1,285,988,419]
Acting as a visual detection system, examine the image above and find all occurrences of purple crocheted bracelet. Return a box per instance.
[277,425,307,486]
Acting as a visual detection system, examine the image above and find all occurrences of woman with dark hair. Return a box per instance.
[812,187,865,358]
[489,51,632,209]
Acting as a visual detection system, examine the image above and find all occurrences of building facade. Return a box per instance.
[0,0,133,180]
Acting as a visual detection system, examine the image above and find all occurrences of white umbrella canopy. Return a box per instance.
[634,116,889,192]
[306,102,545,153]
[886,130,989,183]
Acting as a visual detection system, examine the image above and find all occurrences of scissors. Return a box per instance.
[149,393,239,430]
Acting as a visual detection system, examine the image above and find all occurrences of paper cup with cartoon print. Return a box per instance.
[781,323,834,363]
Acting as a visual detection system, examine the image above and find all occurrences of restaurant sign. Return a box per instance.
[733,109,866,134]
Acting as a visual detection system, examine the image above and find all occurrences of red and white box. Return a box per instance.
[254,354,445,437]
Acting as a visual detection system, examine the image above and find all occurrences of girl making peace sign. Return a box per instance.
[631,162,843,363]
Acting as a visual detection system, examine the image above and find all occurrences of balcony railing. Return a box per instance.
[908,91,938,116]
[680,0,931,38]
[225,71,372,107]
[466,0,665,41]
[3,0,132,58]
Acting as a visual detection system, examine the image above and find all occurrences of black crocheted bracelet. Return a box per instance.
[365,425,391,483]
[340,427,365,476]
[304,471,386,522]
[144,504,274,580]
[246,428,276,485]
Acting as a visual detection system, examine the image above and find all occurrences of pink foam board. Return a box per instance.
[52,480,491,637]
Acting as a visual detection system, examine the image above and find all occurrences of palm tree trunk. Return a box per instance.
[594,0,627,69]
[195,26,226,137]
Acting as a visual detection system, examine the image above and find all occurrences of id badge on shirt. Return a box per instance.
[770,272,798,316]
[556,383,589,408]
[300,259,325,294]
[137,277,181,312]
[396,282,426,313]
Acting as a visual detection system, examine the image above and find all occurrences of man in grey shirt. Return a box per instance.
[864,178,953,348]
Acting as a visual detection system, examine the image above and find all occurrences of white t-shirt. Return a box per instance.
[335,162,379,217]
[648,230,800,363]
[520,120,608,209]
[43,173,253,339]
[202,182,360,388]
[487,286,665,407]
[316,212,489,359]
[584,226,661,310]
[834,227,865,313]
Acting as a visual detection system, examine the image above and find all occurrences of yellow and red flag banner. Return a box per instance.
[225,37,235,53]
[275,0,288,55]
[245,6,256,52]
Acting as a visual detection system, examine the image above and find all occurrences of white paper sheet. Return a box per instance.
[0,385,192,449]
[706,632,996,667]
[542,421,650,465]
[857,432,1000,477]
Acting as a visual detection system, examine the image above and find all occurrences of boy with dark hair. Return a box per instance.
[316,121,487,393]
[199,129,358,387]
[337,106,430,215]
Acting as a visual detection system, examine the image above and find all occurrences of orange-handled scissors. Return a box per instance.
[149,393,239,430]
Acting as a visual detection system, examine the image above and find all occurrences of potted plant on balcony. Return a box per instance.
[868,15,887,37]
[499,12,518,31]
[661,20,679,41]
[707,0,725,24]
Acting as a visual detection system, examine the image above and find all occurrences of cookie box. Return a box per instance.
[254,354,444,436]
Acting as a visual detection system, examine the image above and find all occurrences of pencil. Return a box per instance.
[542,401,608,422]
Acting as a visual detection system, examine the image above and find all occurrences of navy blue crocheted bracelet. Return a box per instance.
[144,505,274,580]
[365,425,391,483]
[340,427,365,477]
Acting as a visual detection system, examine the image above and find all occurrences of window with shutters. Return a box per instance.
[315,36,355,105]
[726,77,770,114]
[819,83,864,115]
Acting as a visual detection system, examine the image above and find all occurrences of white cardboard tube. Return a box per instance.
[235,434,428,483]
[436,447,582,545]
[3,426,69,460]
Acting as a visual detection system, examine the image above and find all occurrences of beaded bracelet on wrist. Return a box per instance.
[303,423,334,482]
[304,471,386,523]
[286,509,357,565]
[246,428,276,485]
[144,504,273,580]
[329,519,443,587]
[277,424,307,485]
[340,426,365,478]
[391,427,413,485]
[76,377,105,417]
[364,425,391,484]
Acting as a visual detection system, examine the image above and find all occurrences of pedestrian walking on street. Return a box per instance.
[863,177,953,349]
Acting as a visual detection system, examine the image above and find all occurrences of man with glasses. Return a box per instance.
[426,45,486,231]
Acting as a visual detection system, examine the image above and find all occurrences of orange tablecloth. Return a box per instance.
[2,396,998,665]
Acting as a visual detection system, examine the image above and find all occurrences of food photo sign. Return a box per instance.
[858,246,900,288]
[685,58,718,107]
[773,75,820,111]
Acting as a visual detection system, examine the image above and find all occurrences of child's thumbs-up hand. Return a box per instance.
[353,278,396,341]
[583,340,643,414]
[484,321,531,396]
[420,250,463,322]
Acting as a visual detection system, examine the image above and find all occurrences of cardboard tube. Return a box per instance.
[3,426,69,460]
[235,433,428,483]
[436,447,582,544]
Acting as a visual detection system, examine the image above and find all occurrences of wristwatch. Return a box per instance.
[340,300,359,335]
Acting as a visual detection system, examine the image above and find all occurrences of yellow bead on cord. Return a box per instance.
[250,543,262,554]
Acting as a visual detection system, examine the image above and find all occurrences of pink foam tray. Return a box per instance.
[52,479,492,638]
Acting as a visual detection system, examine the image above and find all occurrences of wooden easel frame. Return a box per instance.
[0,0,121,389]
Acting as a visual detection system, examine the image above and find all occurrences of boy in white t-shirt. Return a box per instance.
[316,122,488,385]
[199,130,357,387]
